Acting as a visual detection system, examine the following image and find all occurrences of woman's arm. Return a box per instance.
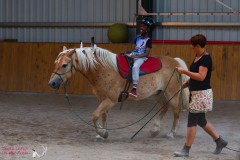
[177,66,208,81]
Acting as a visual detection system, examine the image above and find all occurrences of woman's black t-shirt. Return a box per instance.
[189,54,212,91]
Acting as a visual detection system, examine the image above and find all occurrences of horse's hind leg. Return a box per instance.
[167,108,180,138]
[167,93,181,138]
[149,116,161,137]
[149,95,167,137]
[92,98,115,139]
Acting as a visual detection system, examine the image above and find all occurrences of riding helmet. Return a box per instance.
[140,17,155,29]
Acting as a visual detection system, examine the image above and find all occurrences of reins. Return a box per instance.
[225,146,240,152]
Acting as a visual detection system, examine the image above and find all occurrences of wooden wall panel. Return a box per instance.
[0,42,239,100]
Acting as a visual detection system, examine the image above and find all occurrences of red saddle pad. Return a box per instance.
[117,54,162,78]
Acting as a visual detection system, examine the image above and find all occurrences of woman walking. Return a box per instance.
[174,34,228,157]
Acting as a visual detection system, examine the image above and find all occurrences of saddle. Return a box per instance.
[116,54,162,109]
[117,54,162,79]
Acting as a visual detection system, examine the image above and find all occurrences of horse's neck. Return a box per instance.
[73,47,123,93]
[81,65,116,83]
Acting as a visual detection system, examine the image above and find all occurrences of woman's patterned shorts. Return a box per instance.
[189,89,213,113]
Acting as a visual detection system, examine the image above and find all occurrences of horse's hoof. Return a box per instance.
[102,131,108,139]
[166,131,176,139]
[96,129,108,139]
[95,135,105,141]
[149,129,160,137]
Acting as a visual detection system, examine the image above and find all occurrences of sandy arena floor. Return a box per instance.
[0,92,239,160]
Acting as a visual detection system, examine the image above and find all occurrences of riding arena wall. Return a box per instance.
[0,42,239,101]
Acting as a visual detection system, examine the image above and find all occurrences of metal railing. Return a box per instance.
[1,22,240,28]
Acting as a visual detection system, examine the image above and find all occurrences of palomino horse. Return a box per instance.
[49,45,189,139]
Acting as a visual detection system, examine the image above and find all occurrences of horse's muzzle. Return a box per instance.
[48,77,62,89]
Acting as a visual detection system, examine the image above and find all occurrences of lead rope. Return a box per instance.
[175,72,184,112]
[131,68,184,139]
[130,88,182,139]
[65,90,158,130]
[225,146,240,152]
[63,68,180,131]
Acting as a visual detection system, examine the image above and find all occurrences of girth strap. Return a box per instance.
[118,55,133,110]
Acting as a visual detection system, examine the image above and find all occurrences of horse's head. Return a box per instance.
[48,46,76,90]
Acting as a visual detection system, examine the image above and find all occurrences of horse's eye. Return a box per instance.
[62,64,68,68]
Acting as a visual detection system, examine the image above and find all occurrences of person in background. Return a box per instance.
[125,17,154,97]
[174,34,228,157]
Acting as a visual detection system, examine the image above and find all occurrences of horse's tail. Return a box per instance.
[174,57,190,110]
[174,57,189,79]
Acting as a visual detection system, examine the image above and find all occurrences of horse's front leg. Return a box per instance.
[92,98,114,139]
[102,112,107,128]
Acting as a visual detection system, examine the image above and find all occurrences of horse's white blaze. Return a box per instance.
[56,56,62,64]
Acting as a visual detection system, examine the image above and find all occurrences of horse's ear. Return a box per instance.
[63,46,67,51]
[67,49,75,57]
[91,37,95,49]
[80,41,83,49]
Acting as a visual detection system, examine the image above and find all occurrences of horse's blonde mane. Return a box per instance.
[75,47,117,72]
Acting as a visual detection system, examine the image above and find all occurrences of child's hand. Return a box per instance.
[131,55,136,58]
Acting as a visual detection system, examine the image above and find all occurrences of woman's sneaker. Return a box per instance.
[174,145,191,157]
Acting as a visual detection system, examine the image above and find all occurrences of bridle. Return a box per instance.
[52,50,78,88]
